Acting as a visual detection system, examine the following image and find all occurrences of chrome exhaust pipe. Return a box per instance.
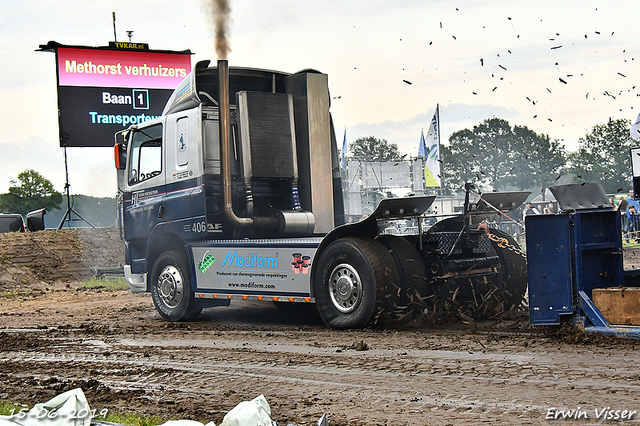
[219,59,253,227]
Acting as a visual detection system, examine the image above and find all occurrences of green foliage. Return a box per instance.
[349,136,405,162]
[567,118,633,193]
[81,278,128,290]
[0,170,62,216]
[442,118,567,193]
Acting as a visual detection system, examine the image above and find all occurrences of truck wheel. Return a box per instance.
[377,236,431,323]
[150,251,202,321]
[313,237,399,329]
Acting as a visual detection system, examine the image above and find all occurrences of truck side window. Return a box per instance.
[128,124,163,185]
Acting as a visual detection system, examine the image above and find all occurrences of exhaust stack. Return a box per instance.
[218,59,314,235]
[218,59,253,227]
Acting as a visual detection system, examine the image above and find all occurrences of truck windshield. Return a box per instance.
[128,124,163,185]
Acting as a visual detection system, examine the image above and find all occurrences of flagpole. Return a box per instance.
[341,127,348,214]
[417,128,424,196]
[436,103,445,213]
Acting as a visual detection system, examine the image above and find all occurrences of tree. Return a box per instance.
[442,118,566,193]
[349,136,405,162]
[568,118,633,193]
[0,169,62,216]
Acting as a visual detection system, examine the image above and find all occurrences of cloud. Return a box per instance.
[0,136,115,198]
[0,136,64,194]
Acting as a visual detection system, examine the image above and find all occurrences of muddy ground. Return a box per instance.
[1,228,640,425]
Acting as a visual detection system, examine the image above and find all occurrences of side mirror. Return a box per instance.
[114,143,127,170]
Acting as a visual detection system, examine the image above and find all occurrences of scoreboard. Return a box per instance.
[43,42,191,147]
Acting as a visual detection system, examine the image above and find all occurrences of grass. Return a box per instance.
[81,277,129,291]
[0,401,170,426]
[0,277,128,298]
[0,401,23,416]
[0,290,30,297]
[100,412,169,426]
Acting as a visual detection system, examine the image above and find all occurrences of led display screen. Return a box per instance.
[55,46,191,147]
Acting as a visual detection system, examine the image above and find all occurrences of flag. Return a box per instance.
[632,112,640,140]
[424,108,441,187]
[340,129,347,170]
[418,129,427,157]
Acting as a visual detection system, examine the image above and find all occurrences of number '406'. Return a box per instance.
[192,221,207,233]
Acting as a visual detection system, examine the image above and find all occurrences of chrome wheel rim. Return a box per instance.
[329,263,362,314]
[157,265,184,308]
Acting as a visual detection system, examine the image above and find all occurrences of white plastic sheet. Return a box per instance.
[154,394,273,426]
[219,395,273,426]
[0,389,91,426]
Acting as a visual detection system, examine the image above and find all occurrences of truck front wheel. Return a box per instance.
[313,237,398,329]
[150,251,202,321]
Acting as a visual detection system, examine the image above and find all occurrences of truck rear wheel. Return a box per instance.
[313,237,399,329]
[151,251,202,321]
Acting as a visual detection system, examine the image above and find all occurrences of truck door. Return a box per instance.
[162,108,206,228]
[123,122,166,247]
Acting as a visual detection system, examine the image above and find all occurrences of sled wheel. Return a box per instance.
[151,251,202,321]
[313,237,399,329]
[488,228,528,310]
[377,236,429,304]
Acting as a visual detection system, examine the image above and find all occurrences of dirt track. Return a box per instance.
[1,229,640,425]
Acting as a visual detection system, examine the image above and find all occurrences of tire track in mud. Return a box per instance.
[2,332,639,425]
[0,351,548,420]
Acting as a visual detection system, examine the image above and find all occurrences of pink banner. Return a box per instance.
[57,47,191,89]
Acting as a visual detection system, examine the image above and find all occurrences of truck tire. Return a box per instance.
[313,237,399,329]
[150,251,202,321]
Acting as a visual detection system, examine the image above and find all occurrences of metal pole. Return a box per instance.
[436,103,445,213]
[57,143,72,230]
[112,12,117,42]
[57,142,95,230]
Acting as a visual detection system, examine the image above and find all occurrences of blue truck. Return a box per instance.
[113,59,528,328]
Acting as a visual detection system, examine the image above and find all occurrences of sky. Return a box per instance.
[1,0,638,198]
